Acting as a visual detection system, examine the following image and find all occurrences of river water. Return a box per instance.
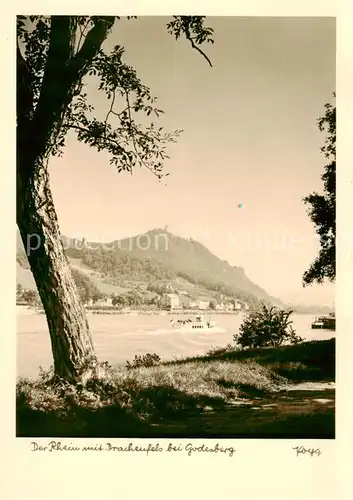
[17,312,335,379]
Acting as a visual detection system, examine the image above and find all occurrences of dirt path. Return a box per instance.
[145,385,335,439]
[285,381,335,391]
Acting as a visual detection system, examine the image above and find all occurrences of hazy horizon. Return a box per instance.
[47,16,335,307]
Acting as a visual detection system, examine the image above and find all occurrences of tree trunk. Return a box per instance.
[17,159,96,382]
[16,17,116,381]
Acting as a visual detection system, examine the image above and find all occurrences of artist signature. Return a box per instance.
[292,445,322,457]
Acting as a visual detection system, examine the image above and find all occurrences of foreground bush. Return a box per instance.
[126,353,162,369]
[234,303,303,349]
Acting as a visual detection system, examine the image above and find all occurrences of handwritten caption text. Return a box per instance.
[30,441,236,457]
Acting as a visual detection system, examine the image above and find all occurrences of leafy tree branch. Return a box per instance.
[303,95,336,286]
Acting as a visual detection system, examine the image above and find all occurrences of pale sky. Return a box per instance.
[49,16,335,306]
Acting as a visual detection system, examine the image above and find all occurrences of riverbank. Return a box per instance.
[17,338,335,438]
[16,304,244,316]
[88,308,243,315]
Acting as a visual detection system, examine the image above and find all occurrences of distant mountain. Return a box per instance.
[17,228,282,306]
[114,229,281,305]
[289,304,334,315]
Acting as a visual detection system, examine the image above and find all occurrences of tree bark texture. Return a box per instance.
[16,17,115,380]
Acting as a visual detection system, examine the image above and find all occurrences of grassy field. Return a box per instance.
[16,338,335,438]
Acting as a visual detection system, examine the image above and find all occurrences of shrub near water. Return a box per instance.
[234,303,303,349]
[126,353,162,369]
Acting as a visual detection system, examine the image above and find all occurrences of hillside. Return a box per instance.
[290,304,334,315]
[115,229,280,304]
[17,229,281,306]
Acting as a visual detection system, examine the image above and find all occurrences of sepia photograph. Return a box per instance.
[16,15,336,439]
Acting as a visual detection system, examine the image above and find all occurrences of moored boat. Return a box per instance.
[311,313,335,330]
